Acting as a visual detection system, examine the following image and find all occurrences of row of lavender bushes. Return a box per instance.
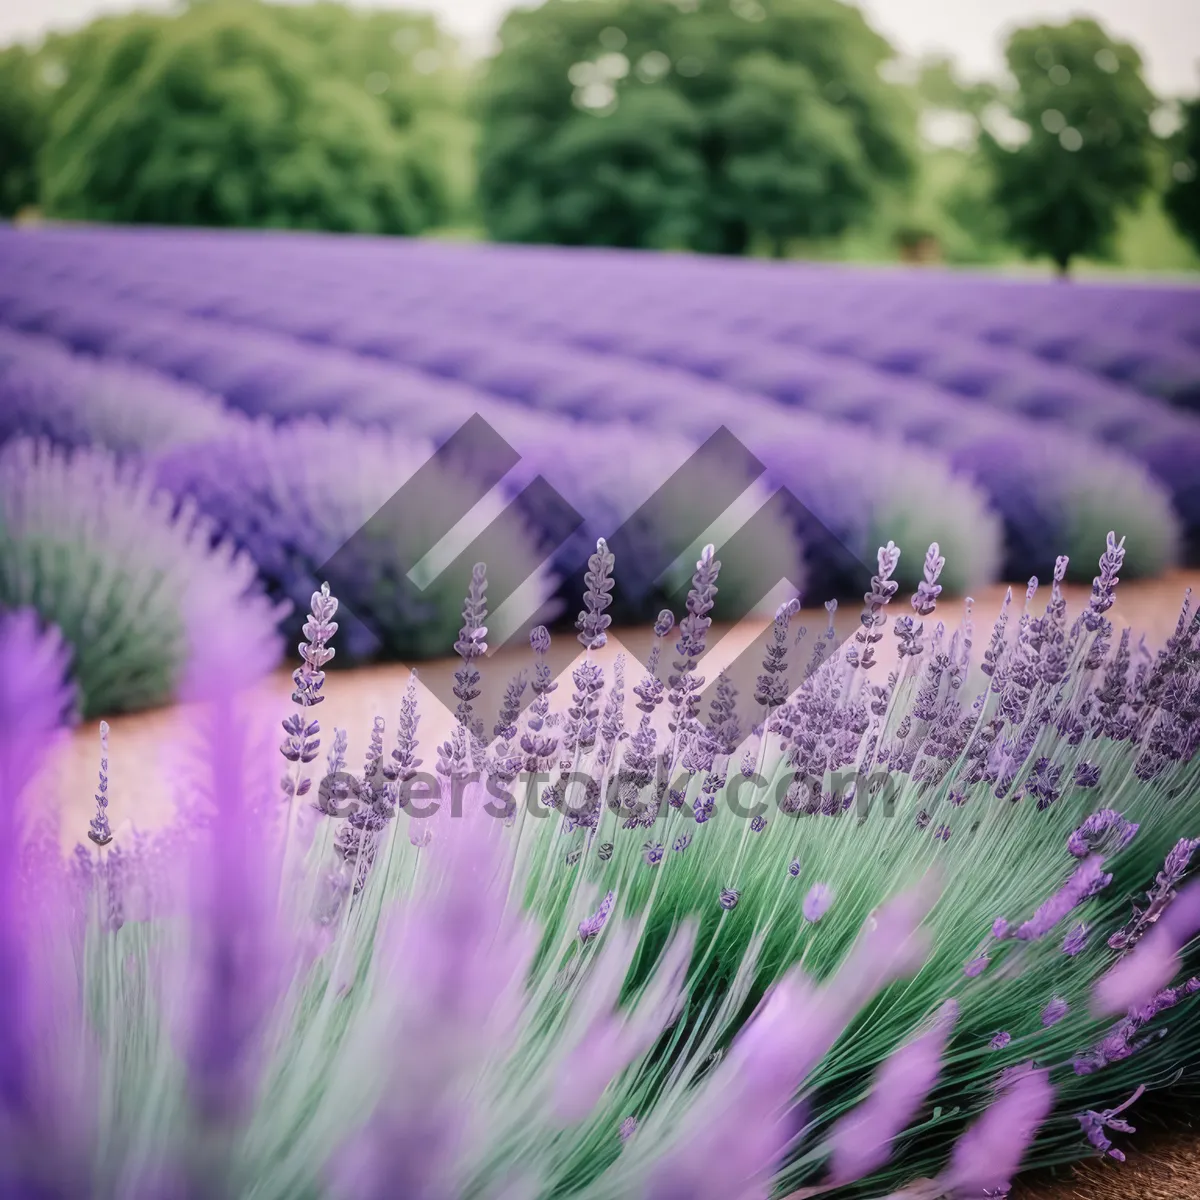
[1,226,1197,716]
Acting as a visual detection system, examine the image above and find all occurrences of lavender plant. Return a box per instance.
[0,437,282,717]
[0,326,245,456]
[153,418,556,662]
[7,528,1200,1198]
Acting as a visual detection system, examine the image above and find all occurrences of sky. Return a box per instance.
[1,0,1197,94]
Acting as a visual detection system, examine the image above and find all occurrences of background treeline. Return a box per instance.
[1,0,1198,273]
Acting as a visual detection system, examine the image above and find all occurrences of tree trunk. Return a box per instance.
[717,219,750,257]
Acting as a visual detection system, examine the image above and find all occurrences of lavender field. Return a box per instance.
[2,224,1199,715]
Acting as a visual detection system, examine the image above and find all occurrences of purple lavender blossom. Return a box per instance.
[1078,1085,1144,1162]
[755,597,800,708]
[88,720,114,848]
[989,1031,1012,1050]
[183,612,288,1130]
[1063,924,1088,956]
[579,891,616,943]
[1095,880,1200,1016]
[1013,857,1111,942]
[942,1066,1054,1197]
[330,820,539,1198]
[576,537,616,651]
[0,610,75,1178]
[1067,810,1137,859]
[719,888,740,911]
[912,542,945,617]
[803,883,834,923]
[451,563,488,738]
[667,545,720,735]
[1083,532,1126,632]
[965,954,990,978]
[1042,997,1069,1026]
[826,1000,956,1184]
[850,541,901,671]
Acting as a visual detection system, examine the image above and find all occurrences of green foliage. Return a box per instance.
[982,18,1157,275]
[0,44,50,216]
[262,2,475,225]
[476,0,917,253]
[1165,95,1200,256]
[35,1,465,233]
[914,53,996,119]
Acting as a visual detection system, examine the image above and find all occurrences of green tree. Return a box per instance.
[264,2,474,226]
[1164,95,1200,255]
[982,18,1157,276]
[38,2,446,233]
[0,45,50,216]
[476,0,915,254]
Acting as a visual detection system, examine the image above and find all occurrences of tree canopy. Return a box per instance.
[1164,95,1200,256]
[0,44,50,216]
[475,0,917,254]
[982,18,1157,275]
[36,1,467,233]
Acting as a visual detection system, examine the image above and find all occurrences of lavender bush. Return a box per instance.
[153,417,556,662]
[0,437,282,716]
[0,228,1195,584]
[0,327,245,455]
[7,526,1200,1197]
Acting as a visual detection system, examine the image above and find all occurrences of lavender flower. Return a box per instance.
[1078,1085,1144,1162]
[826,1000,956,1183]
[88,721,114,848]
[181,608,287,1134]
[1042,997,1069,1026]
[576,537,616,650]
[0,611,84,1193]
[452,563,488,734]
[1095,880,1200,1016]
[1083,532,1126,632]
[755,597,801,708]
[803,883,834,923]
[850,541,901,671]
[1012,857,1112,942]
[989,1031,1012,1050]
[719,888,740,911]
[667,544,720,735]
[1067,809,1137,858]
[1063,923,1088,956]
[941,1066,1054,1197]
[579,891,616,943]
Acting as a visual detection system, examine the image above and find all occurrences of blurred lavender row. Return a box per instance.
[0,225,1197,712]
